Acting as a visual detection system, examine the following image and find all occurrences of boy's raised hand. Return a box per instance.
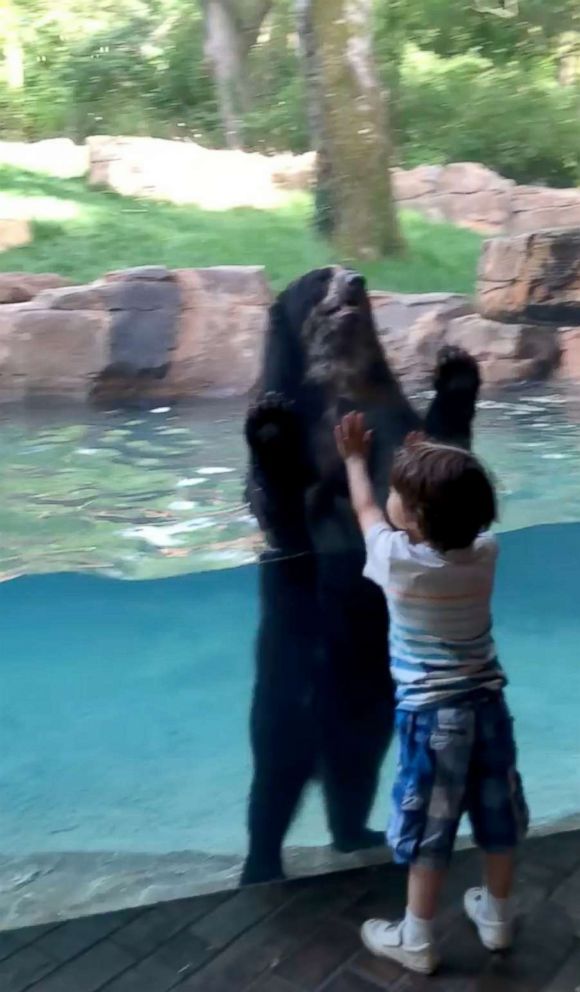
[335,412,372,461]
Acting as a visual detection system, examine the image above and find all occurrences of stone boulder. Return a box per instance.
[0,219,31,253]
[510,186,580,236]
[168,266,271,396]
[477,228,580,325]
[87,136,314,209]
[0,265,270,403]
[0,272,73,304]
[0,304,111,402]
[371,291,472,377]
[442,315,560,385]
[393,162,580,236]
[392,162,514,234]
[371,291,560,385]
[0,138,88,179]
[557,329,580,380]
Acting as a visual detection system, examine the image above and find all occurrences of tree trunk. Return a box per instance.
[557,32,580,86]
[3,34,24,89]
[297,0,402,259]
[202,0,273,150]
[2,1,24,90]
[295,0,333,235]
[203,0,250,149]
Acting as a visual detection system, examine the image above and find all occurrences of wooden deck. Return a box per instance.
[1,829,580,992]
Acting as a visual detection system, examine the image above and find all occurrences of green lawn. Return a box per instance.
[0,166,482,294]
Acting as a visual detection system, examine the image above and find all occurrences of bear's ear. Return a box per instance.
[261,294,306,398]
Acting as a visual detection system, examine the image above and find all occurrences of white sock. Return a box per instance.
[481,888,513,923]
[403,908,434,946]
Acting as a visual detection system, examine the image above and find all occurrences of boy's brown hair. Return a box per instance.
[391,439,497,552]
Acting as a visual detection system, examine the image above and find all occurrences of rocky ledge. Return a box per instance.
[0,265,564,404]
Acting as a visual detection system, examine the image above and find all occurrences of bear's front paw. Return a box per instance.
[245,392,298,453]
[433,345,480,396]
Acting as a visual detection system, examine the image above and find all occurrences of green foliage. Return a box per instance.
[394,48,580,187]
[0,165,482,294]
[242,3,308,153]
[2,0,580,185]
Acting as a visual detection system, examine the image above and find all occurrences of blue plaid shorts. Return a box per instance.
[388,694,529,868]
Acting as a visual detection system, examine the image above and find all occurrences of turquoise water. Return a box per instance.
[1,385,580,868]
[1,524,580,863]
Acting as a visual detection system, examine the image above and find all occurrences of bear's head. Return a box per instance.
[261,266,392,401]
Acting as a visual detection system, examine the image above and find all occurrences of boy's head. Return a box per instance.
[387,439,497,552]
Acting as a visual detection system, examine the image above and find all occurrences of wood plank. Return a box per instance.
[482,900,577,992]
[189,885,289,952]
[0,944,56,992]
[158,892,232,928]
[37,912,138,963]
[322,968,398,992]
[521,833,580,882]
[112,893,231,958]
[178,877,363,992]
[551,866,580,936]
[543,943,580,992]
[247,976,299,992]
[23,939,134,992]
[89,954,178,992]
[476,229,580,325]
[103,931,210,992]
[113,909,184,959]
[340,865,408,928]
[349,948,407,990]
[0,923,62,964]
[274,917,359,989]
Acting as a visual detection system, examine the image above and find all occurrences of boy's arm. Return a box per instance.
[335,412,385,535]
[336,412,400,589]
[344,454,385,535]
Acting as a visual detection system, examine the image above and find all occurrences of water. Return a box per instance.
[2,384,580,920]
[3,385,580,582]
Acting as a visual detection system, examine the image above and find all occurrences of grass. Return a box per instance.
[0,166,482,294]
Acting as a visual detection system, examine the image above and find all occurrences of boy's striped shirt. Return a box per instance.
[364,523,506,710]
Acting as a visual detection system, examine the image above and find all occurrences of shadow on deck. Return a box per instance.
[1,829,580,992]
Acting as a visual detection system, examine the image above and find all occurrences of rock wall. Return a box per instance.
[393,163,580,236]
[86,137,315,210]
[0,266,561,404]
[86,140,580,234]
[0,219,31,253]
[477,229,580,325]
[0,138,89,179]
[2,137,579,234]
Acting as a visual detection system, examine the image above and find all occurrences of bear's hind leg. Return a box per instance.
[317,561,394,854]
[242,745,315,885]
[320,695,392,854]
[242,552,320,886]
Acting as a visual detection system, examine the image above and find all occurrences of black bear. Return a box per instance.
[241,267,480,885]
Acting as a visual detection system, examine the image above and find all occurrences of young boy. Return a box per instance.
[335,413,528,976]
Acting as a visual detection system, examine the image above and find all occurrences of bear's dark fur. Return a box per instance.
[242,267,480,885]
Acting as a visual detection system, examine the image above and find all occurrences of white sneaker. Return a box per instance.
[360,919,440,975]
[464,888,514,951]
